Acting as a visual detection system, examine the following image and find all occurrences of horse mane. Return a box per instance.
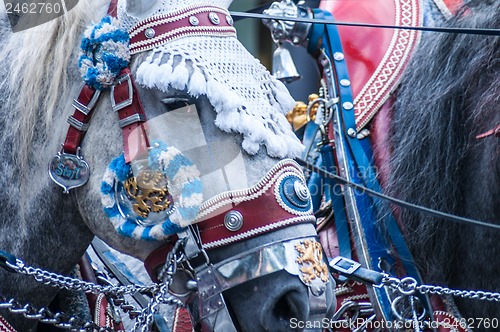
[0,0,105,167]
[387,0,499,291]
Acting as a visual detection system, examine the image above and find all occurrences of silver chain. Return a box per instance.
[133,240,185,332]
[0,294,119,331]
[380,276,500,302]
[417,284,500,302]
[0,242,186,331]
[5,259,158,296]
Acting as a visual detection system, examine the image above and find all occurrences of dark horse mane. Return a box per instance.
[387,0,499,318]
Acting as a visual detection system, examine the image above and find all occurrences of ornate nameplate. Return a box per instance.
[48,152,90,193]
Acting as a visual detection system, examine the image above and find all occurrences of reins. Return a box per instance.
[295,157,500,231]
[230,10,500,36]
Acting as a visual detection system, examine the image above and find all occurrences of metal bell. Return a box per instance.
[272,43,300,83]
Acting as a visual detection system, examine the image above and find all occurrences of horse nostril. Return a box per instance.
[272,290,309,325]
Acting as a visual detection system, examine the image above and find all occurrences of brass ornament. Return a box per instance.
[285,93,320,131]
[295,240,329,284]
[124,168,171,218]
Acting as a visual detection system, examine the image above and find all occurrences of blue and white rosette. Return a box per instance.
[78,16,130,89]
[101,141,203,241]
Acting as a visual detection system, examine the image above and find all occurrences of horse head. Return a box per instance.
[0,0,337,330]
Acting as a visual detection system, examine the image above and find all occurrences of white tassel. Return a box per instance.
[214,110,240,133]
[171,58,189,90]
[188,66,207,96]
[206,79,243,113]
[156,57,174,92]
[241,138,260,155]
[272,80,296,114]
[206,79,226,111]
[136,61,157,89]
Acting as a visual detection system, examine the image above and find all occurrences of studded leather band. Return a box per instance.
[195,159,315,249]
[128,5,236,55]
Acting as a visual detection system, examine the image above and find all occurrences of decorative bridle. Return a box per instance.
[142,159,331,331]
[2,1,499,332]
[48,0,334,331]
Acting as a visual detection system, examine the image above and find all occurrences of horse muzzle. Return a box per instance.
[184,235,333,332]
[144,159,337,331]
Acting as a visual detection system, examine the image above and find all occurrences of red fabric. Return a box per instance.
[443,0,464,15]
[319,0,421,130]
[172,307,194,332]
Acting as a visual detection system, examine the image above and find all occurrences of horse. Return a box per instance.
[267,0,499,326]
[0,0,337,331]
[386,0,500,320]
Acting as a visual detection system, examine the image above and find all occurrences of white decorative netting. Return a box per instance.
[118,0,303,159]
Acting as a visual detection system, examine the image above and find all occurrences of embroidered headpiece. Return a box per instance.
[117,0,304,159]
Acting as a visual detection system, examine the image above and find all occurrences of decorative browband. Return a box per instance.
[128,5,237,54]
[195,159,315,249]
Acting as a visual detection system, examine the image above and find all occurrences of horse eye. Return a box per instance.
[161,97,192,111]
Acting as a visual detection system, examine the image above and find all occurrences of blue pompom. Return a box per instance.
[80,38,94,52]
[102,53,129,74]
[78,16,130,89]
[113,155,131,181]
[100,181,113,195]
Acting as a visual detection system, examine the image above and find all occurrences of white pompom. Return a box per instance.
[156,58,174,91]
[171,59,189,90]
[188,66,207,96]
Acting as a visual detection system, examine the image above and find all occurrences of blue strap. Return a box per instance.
[320,144,352,262]
[301,120,323,211]
[309,8,431,318]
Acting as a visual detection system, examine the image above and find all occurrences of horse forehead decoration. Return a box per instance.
[118,0,304,159]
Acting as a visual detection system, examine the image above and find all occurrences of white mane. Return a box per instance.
[0,0,106,167]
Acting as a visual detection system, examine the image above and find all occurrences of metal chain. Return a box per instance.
[380,276,500,302]
[418,284,500,302]
[5,259,158,297]
[0,242,187,331]
[0,294,119,331]
[133,240,185,332]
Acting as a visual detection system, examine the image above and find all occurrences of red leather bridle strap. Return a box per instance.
[62,85,100,155]
[60,0,119,156]
[111,68,150,163]
[128,5,236,55]
[107,0,118,17]
[143,237,178,282]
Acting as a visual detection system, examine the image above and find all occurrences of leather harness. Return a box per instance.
[60,2,330,331]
